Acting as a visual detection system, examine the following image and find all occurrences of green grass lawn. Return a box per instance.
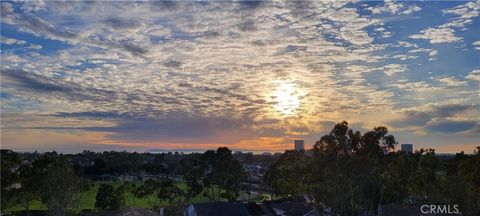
[4,181,229,213]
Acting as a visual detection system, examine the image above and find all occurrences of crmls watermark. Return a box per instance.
[420,204,461,215]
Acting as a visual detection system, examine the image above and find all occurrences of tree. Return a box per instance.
[181,147,246,201]
[266,121,398,215]
[411,149,440,202]
[211,147,246,200]
[134,179,182,210]
[263,150,311,196]
[381,152,418,204]
[266,122,480,215]
[450,146,480,214]
[95,184,125,210]
[16,163,41,216]
[184,160,205,201]
[0,150,21,212]
[201,150,216,200]
[35,154,88,216]
[117,181,137,206]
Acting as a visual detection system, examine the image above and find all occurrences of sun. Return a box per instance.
[271,81,300,116]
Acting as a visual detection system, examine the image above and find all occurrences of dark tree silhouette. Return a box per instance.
[95,184,124,210]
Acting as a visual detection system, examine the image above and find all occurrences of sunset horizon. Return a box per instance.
[1,1,479,154]
[1,1,480,215]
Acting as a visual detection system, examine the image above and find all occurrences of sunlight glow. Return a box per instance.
[271,81,300,116]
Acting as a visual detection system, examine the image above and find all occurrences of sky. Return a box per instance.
[1,0,479,153]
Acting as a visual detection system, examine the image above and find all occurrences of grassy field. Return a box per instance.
[8,182,218,212]
[4,181,263,213]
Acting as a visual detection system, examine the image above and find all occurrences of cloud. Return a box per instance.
[1,69,75,92]
[27,44,42,49]
[367,0,421,15]
[440,1,480,29]
[2,7,149,58]
[466,69,480,81]
[436,76,468,87]
[382,64,407,76]
[25,110,288,145]
[425,119,477,134]
[21,0,46,12]
[473,41,480,51]
[164,60,185,69]
[409,1,479,44]
[1,36,27,45]
[409,27,461,44]
[103,17,143,30]
[1,68,118,107]
[1,1,478,151]
[389,103,478,134]
[340,27,373,45]
[391,81,439,93]
[1,2,14,14]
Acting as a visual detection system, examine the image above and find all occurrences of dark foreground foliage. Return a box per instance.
[264,121,480,215]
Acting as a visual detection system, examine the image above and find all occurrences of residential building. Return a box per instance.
[183,202,250,216]
[294,140,305,151]
[401,144,413,153]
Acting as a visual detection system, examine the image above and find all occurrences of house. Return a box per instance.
[260,197,321,216]
[267,201,320,216]
[183,202,250,216]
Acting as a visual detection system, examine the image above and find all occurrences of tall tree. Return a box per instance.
[184,161,205,201]
[16,163,41,216]
[263,150,311,196]
[95,184,125,210]
[0,150,21,212]
[35,154,88,216]
[212,147,246,200]
[266,121,398,215]
[134,179,182,210]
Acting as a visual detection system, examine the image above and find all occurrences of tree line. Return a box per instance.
[94,147,247,212]
[1,151,89,216]
[263,121,480,215]
[1,147,246,216]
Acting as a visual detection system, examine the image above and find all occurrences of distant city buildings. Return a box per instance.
[294,140,305,151]
[401,144,413,153]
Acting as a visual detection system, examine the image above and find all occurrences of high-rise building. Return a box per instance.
[401,144,413,153]
[294,140,305,151]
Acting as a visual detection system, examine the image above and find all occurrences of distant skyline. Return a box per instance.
[1,1,479,153]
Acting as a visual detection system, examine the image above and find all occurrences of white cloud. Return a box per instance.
[340,27,373,45]
[1,36,27,45]
[27,44,43,49]
[410,1,479,44]
[407,47,437,59]
[0,1,477,150]
[409,27,461,44]
[382,31,392,38]
[382,64,407,76]
[441,1,480,28]
[436,76,468,87]
[466,69,480,81]
[402,5,422,15]
[21,0,46,12]
[473,41,480,51]
[367,0,421,15]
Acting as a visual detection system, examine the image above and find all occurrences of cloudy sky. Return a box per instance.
[1,0,479,153]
